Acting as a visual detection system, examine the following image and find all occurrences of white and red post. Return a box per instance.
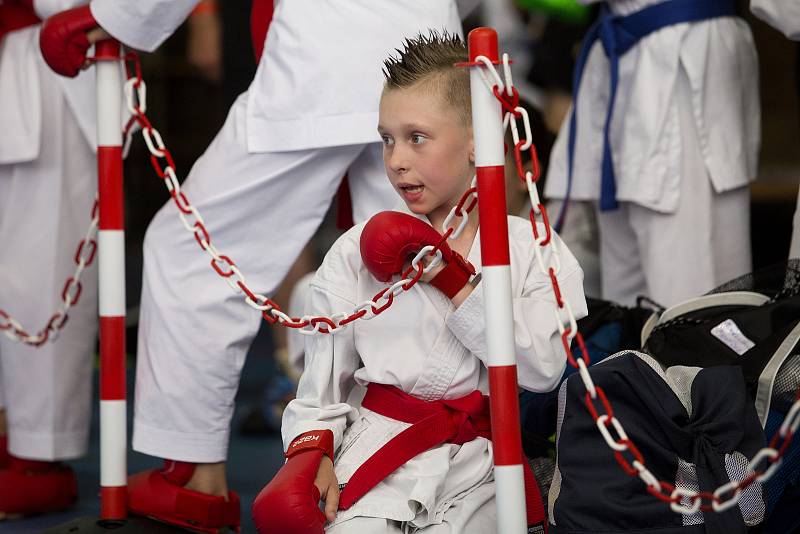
[468,28,527,533]
[95,40,127,522]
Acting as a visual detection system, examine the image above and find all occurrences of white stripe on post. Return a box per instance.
[100,400,128,487]
[96,55,122,147]
[99,231,126,316]
[482,266,516,366]
[470,73,505,167]
[495,465,528,533]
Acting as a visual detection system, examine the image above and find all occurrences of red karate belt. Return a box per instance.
[0,2,40,41]
[337,383,547,531]
[338,383,491,510]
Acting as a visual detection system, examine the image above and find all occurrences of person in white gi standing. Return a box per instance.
[544,0,760,307]
[39,0,470,530]
[0,0,98,515]
[750,0,800,260]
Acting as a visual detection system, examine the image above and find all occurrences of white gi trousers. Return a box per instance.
[326,479,496,533]
[0,31,97,461]
[132,94,394,462]
[597,69,751,307]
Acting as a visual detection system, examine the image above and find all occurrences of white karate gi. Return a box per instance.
[750,0,800,260]
[283,208,586,531]
[0,1,98,460]
[544,0,760,307]
[87,0,466,461]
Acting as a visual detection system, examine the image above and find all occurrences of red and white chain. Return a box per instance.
[121,52,477,335]
[0,199,99,346]
[474,52,800,515]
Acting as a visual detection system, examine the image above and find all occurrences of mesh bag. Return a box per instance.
[644,260,800,424]
[642,260,800,522]
[549,351,765,534]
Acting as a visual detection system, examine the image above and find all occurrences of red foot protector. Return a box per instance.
[360,211,475,298]
[0,457,77,515]
[252,429,334,534]
[127,461,240,533]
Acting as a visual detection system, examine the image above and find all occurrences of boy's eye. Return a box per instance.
[410,134,426,144]
[381,135,394,146]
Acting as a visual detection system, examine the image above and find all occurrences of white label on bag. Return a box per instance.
[710,319,755,356]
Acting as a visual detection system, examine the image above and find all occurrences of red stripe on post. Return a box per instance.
[489,365,524,466]
[468,27,499,62]
[100,486,127,520]
[100,316,126,400]
[477,165,510,266]
[98,146,124,230]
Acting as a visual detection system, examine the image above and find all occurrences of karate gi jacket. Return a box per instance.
[0,0,97,164]
[283,207,587,527]
[544,0,760,213]
[89,0,465,153]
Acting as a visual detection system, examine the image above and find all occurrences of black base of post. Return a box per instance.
[42,516,186,533]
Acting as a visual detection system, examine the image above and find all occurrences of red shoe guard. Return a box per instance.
[127,461,240,533]
[0,457,77,515]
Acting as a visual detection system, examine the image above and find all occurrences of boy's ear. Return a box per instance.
[468,138,475,163]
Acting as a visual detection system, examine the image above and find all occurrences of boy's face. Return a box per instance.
[378,81,474,221]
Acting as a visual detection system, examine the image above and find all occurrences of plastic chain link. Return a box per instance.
[471,52,800,516]
[0,198,99,346]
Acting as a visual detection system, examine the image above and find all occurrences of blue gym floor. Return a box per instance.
[0,323,284,534]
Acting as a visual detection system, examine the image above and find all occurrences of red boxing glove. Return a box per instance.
[360,211,476,299]
[252,429,335,534]
[39,5,97,78]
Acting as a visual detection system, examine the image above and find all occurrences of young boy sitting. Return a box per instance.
[252,31,587,533]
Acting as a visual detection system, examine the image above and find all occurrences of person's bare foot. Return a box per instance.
[184,462,229,500]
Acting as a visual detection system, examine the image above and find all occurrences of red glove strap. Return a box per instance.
[285,429,335,461]
[430,251,476,299]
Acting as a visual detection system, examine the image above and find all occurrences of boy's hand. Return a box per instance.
[314,455,340,522]
[360,211,474,299]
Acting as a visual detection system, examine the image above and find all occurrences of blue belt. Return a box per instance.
[558,0,737,229]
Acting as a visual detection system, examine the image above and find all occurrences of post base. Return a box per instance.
[41,516,186,533]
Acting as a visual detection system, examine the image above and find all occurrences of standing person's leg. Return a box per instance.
[596,203,648,307]
[347,143,399,223]
[132,93,368,483]
[629,71,751,308]
[0,53,97,511]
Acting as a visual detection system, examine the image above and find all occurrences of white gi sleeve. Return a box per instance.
[446,226,587,393]
[280,233,363,453]
[89,0,198,52]
[751,0,800,40]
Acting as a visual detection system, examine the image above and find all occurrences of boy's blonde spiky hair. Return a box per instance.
[382,30,471,124]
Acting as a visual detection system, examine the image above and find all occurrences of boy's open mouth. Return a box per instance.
[399,184,424,193]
